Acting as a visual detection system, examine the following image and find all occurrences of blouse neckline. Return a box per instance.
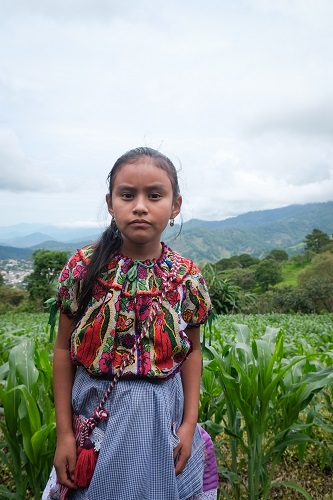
[114,242,169,266]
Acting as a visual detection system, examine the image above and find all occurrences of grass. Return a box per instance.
[277,261,304,287]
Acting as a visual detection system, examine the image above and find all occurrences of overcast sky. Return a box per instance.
[1,0,332,229]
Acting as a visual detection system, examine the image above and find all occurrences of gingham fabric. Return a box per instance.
[67,367,206,500]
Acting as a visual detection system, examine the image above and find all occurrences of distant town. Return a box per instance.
[0,259,33,287]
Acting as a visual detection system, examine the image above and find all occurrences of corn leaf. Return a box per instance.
[8,339,39,391]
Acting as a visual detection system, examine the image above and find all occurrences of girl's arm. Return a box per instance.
[174,326,202,476]
[53,313,77,488]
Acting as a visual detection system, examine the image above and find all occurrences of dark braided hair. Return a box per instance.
[76,147,181,319]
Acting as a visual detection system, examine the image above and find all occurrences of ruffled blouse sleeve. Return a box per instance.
[180,262,212,328]
[57,247,90,317]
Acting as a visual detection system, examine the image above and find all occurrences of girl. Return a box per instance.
[45,147,218,499]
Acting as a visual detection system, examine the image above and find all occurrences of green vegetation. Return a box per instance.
[1,312,333,498]
[0,249,69,314]
[304,228,332,254]
[0,228,332,498]
[0,313,55,499]
[24,250,69,311]
[277,259,308,287]
[201,230,333,316]
[200,314,333,499]
[169,203,333,261]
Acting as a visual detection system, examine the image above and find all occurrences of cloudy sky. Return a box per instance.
[1,0,332,230]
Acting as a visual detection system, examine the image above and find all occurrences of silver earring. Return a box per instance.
[169,219,175,227]
[111,217,119,236]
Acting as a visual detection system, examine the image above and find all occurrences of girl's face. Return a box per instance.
[106,159,182,259]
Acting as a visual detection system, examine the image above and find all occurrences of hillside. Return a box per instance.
[0,202,332,262]
[167,201,333,261]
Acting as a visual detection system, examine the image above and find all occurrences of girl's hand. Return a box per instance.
[173,422,196,476]
[53,432,77,489]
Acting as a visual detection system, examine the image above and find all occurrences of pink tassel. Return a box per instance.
[74,438,98,488]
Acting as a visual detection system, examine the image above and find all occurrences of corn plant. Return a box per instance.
[0,338,56,498]
[297,381,333,470]
[202,323,333,499]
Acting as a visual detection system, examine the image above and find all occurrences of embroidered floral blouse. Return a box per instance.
[57,243,211,379]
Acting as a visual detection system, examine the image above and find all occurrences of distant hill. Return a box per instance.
[0,246,33,260]
[0,202,332,262]
[166,202,333,261]
[0,232,55,248]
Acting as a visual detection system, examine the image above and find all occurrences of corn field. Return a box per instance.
[1,312,333,499]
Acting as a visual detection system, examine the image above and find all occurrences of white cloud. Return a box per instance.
[0,129,63,192]
[0,0,332,226]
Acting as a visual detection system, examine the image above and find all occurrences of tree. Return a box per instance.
[0,272,4,287]
[202,263,239,313]
[300,278,333,313]
[202,263,256,314]
[304,228,331,253]
[0,286,28,313]
[296,253,333,312]
[298,252,333,286]
[265,249,288,262]
[255,260,282,292]
[215,257,240,271]
[291,254,311,268]
[25,249,69,310]
[228,267,257,290]
[237,254,260,268]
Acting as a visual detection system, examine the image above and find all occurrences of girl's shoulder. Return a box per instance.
[67,243,97,269]
[167,247,204,282]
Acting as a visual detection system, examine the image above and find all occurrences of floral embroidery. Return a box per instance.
[93,281,108,301]
[99,351,112,373]
[121,333,136,349]
[136,295,153,321]
[73,264,87,280]
[57,243,211,378]
[59,285,70,299]
[59,268,69,282]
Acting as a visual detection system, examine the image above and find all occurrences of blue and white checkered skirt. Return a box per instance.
[68,367,206,500]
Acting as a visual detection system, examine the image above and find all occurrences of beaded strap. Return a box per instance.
[75,251,182,446]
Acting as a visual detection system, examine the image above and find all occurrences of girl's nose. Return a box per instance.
[133,195,148,214]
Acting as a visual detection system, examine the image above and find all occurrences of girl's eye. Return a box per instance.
[149,193,161,200]
[121,192,134,199]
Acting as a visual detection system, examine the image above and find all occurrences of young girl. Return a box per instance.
[45,147,218,499]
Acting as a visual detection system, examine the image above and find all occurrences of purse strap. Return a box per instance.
[96,250,182,411]
[76,251,182,445]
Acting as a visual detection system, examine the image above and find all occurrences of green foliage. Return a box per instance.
[298,252,333,286]
[291,253,312,268]
[0,272,4,286]
[1,312,333,498]
[0,313,51,355]
[0,336,56,498]
[255,259,282,291]
[216,254,259,271]
[227,267,257,290]
[168,202,333,261]
[44,297,59,342]
[200,318,333,499]
[237,253,260,268]
[265,249,289,262]
[202,263,256,314]
[297,253,333,313]
[25,249,69,310]
[0,286,28,315]
[279,259,309,287]
[304,228,331,253]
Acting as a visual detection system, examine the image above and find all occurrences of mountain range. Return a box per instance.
[0,201,332,263]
